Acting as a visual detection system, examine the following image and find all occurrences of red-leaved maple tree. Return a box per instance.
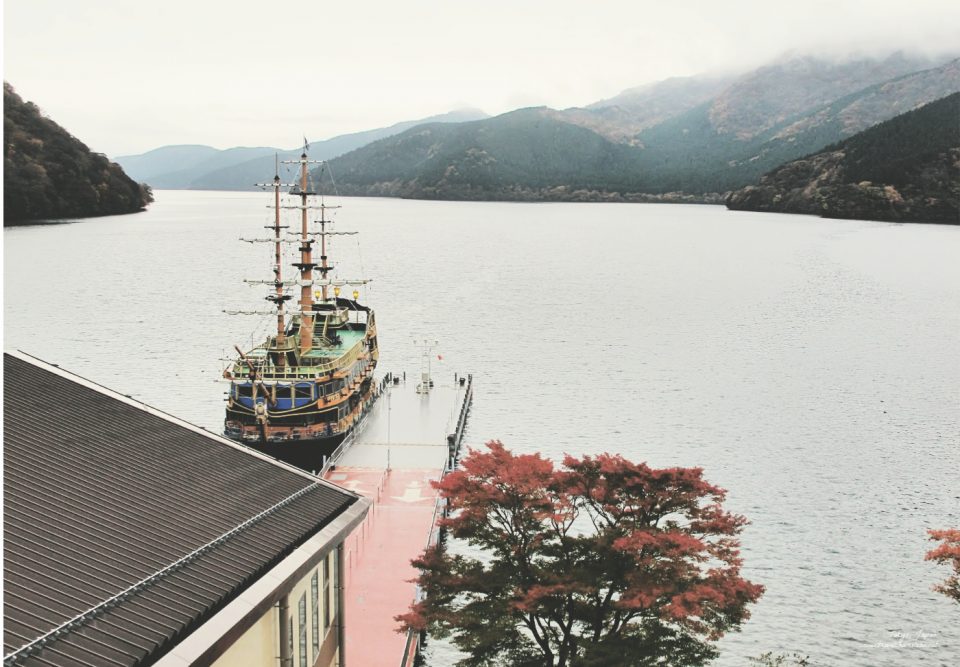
[926,528,960,604]
[397,441,764,667]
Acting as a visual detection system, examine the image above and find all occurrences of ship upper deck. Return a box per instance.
[236,328,369,381]
[302,327,366,360]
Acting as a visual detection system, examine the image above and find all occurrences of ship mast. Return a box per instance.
[255,156,294,366]
[272,160,286,347]
[319,204,330,302]
[229,145,375,378]
[293,147,316,355]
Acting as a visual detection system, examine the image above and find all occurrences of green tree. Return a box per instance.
[397,441,764,667]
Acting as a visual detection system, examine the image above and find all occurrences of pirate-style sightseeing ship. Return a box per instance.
[222,146,378,470]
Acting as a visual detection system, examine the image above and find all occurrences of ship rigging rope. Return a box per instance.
[355,234,366,300]
[314,161,364,298]
[323,161,342,198]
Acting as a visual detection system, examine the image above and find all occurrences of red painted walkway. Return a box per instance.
[326,466,442,667]
[323,378,470,665]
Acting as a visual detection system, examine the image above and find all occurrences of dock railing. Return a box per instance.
[318,372,393,477]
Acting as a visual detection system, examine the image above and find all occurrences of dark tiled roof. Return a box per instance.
[3,353,358,666]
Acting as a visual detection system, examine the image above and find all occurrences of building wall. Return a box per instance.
[210,547,340,667]
[210,608,278,667]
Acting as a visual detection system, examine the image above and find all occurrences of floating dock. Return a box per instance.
[324,372,472,667]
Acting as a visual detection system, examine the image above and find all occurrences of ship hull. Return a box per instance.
[224,373,384,473]
[240,432,345,472]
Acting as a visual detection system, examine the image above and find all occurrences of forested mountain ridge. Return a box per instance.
[4,83,152,224]
[725,93,959,224]
[323,108,708,202]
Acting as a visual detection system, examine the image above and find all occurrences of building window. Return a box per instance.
[298,593,307,667]
[323,554,331,630]
[311,570,319,659]
[288,616,293,664]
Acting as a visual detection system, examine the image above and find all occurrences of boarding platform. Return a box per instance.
[324,372,472,666]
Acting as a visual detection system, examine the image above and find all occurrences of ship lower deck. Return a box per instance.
[324,374,471,667]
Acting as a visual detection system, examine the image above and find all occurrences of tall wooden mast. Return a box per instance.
[254,156,294,367]
[272,162,286,346]
[319,205,330,302]
[296,150,315,355]
[314,165,343,304]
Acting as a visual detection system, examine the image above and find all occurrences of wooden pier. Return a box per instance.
[324,372,473,666]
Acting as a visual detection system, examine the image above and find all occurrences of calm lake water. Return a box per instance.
[4,191,959,666]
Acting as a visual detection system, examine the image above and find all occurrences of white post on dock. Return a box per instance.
[415,339,438,394]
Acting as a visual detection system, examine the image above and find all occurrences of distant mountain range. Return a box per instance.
[4,83,152,224]
[115,51,959,223]
[322,53,959,201]
[726,93,959,224]
[114,109,489,190]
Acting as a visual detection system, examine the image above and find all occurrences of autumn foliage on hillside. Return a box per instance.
[926,529,960,604]
[4,82,152,223]
[397,441,763,667]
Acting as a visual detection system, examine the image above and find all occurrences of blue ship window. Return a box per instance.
[276,383,291,399]
[294,384,313,400]
[236,384,253,398]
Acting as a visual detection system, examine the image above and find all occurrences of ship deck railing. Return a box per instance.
[234,338,366,378]
[317,374,393,476]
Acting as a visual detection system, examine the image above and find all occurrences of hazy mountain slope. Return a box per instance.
[114,145,221,182]
[726,93,959,223]
[558,75,733,142]
[4,83,152,224]
[131,146,280,189]
[589,74,734,115]
[547,55,938,148]
[707,52,940,139]
[770,58,960,140]
[325,108,657,200]
[633,57,960,192]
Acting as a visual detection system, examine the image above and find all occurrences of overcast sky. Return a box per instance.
[4,0,959,156]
